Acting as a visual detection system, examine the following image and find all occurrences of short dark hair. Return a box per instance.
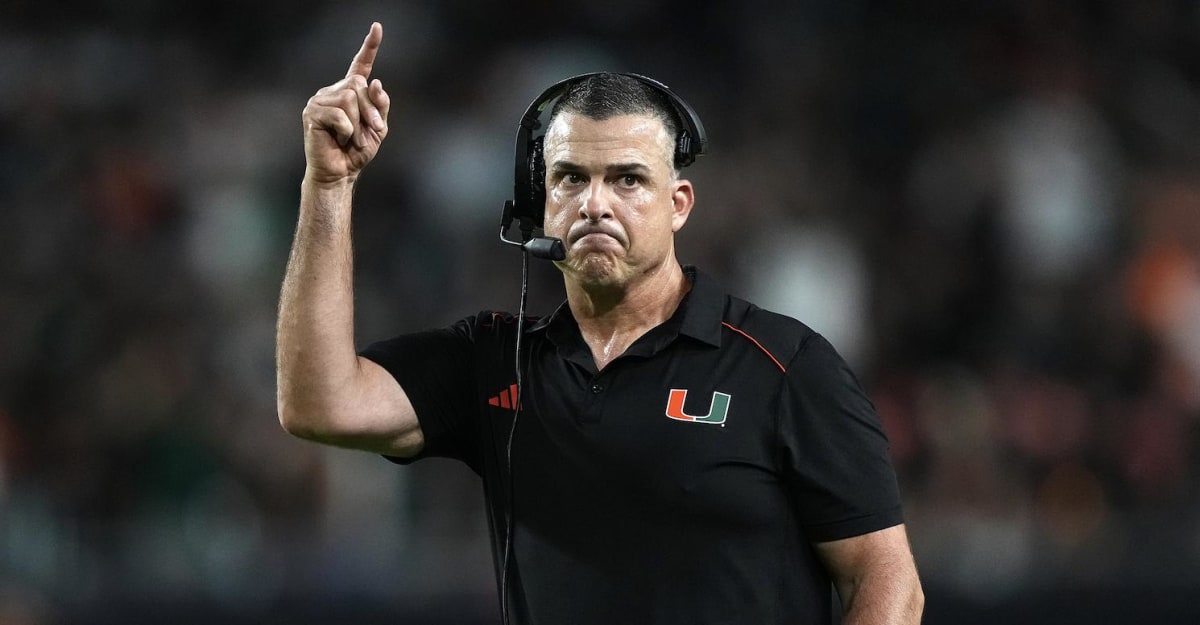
[547,73,681,151]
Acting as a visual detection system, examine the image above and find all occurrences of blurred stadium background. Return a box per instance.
[2,0,1199,623]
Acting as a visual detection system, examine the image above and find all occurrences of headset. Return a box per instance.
[499,72,708,258]
[494,73,707,625]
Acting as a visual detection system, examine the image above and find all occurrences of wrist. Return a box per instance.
[302,168,359,192]
[299,173,358,232]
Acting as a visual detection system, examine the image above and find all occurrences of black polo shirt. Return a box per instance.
[360,267,903,625]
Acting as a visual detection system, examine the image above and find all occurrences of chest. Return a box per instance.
[508,338,790,530]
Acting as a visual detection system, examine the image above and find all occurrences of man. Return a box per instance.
[277,22,924,625]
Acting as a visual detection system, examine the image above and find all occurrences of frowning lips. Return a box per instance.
[567,222,626,247]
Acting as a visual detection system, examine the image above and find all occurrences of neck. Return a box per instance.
[564,260,690,370]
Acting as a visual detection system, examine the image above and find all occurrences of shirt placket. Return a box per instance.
[581,369,612,424]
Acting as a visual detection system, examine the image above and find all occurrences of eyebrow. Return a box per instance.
[548,161,652,175]
[608,163,652,175]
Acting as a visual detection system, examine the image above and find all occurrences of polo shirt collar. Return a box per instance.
[676,266,724,347]
[527,265,724,350]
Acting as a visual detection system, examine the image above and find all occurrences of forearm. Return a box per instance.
[837,563,924,625]
[276,176,362,433]
[816,525,924,625]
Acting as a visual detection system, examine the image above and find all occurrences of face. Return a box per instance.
[541,112,694,289]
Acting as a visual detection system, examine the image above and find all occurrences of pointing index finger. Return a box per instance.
[346,22,383,80]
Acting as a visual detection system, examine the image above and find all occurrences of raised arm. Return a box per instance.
[276,22,423,457]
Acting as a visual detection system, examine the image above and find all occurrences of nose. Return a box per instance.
[579,181,613,222]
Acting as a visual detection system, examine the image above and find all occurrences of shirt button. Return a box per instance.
[590,384,604,394]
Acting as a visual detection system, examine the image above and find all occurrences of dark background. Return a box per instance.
[2,0,1199,622]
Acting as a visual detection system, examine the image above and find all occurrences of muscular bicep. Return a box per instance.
[813,524,922,620]
[278,354,425,457]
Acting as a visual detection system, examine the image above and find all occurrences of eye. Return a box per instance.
[562,173,586,186]
[617,174,641,188]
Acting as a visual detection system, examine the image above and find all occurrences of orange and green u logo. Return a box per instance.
[665,389,731,425]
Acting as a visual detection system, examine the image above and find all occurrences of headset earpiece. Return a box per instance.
[675,131,694,168]
[529,135,546,221]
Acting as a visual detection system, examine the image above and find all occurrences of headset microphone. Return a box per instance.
[520,236,566,260]
[499,200,566,261]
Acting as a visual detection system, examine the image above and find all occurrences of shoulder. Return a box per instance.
[474,310,519,331]
[452,310,541,338]
[361,310,529,360]
[720,294,819,373]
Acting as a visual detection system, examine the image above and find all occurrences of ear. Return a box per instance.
[670,178,695,233]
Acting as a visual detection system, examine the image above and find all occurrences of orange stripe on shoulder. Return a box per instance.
[721,322,787,373]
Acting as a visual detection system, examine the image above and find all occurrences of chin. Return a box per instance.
[564,254,627,287]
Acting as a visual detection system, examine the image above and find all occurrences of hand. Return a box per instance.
[302,22,391,185]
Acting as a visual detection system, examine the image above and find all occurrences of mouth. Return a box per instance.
[569,231,625,256]
[575,232,616,245]
[568,224,623,247]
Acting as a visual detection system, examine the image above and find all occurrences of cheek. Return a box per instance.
[625,201,673,247]
[542,189,570,233]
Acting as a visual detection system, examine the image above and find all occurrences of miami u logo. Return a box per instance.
[665,389,731,425]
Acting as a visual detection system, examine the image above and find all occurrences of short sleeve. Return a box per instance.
[359,316,483,468]
[779,334,903,542]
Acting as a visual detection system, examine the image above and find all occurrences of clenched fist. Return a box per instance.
[302,22,391,185]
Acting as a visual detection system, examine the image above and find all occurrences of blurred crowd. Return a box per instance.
[1,1,1198,623]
